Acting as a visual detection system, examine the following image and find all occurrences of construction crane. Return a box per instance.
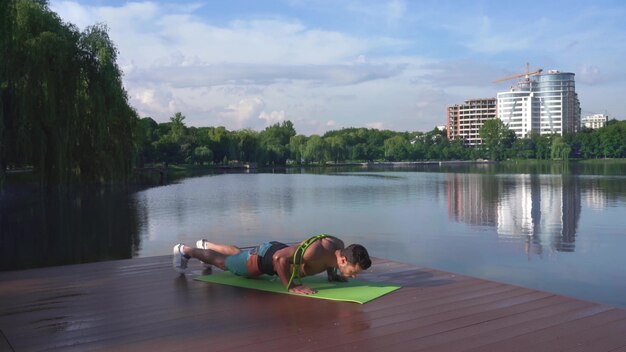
[493,63,543,83]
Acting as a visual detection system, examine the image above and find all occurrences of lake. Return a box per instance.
[2,162,626,308]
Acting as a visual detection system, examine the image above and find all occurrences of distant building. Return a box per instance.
[581,113,608,129]
[497,70,581,138]
[447,98,497,145]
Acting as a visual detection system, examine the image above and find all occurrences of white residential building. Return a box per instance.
[497,70,581,138]
[581,113,608,129]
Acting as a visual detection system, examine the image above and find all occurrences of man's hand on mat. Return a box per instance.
[289,285,317,295]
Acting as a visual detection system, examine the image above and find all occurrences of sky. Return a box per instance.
[49,0,626,135]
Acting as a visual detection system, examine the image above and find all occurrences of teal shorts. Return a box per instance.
[225,242,278,277]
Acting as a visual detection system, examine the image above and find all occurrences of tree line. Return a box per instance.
[478,119,626,161]
[135,114,463,167]
[135,113,626,168]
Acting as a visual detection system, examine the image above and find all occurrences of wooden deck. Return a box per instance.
[1,255,626,352]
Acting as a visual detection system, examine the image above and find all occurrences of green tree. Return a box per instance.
[479,119,516,161]
[134,117,158,166]
[207,126,233,164]
[77,23,137,183]
[511,138,535,159]
[234,129,259,162]
[408,133,426,160]
[326,135,348,163]
[530,132,551,160]
[169,112,187,142]
[469,146,487,160]
[383,136,409,161]
[598,121,626,157]
[0,0,16,186]
[423,128,448,160]
[259,121,296,165]
[303,135,327,164]
[447,139,468,160]
[289,135,307,165]
[351,144,367,161]
[1,1,137,187]
[191,146,213,165]
[550,136,571,160]
[154,138,179,167]
[11,0,81,185]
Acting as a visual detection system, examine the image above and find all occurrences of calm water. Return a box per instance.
[2,164,626,308]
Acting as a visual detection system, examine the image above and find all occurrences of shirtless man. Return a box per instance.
[172,235,372,295]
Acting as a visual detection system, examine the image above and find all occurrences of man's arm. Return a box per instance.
[326,268,348,282]
[273,247,317,295]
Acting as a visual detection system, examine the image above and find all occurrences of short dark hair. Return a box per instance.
[342,244,371,270]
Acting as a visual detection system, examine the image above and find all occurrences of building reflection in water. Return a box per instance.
[447,173,583,254]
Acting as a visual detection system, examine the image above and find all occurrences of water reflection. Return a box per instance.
[446,174,583,253]
[0,186,141,271]
[446,174,498,228]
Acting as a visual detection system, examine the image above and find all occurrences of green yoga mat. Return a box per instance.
[195,272,401,304]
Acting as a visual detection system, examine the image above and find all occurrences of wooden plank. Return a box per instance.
[311,294,575,351]
[412,303,614,352]
[466,308,626,352]
[0,329,15,352]
[233,289,549,352]
[543,316,626,352]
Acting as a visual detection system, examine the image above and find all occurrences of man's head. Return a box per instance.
[337,244,371,278]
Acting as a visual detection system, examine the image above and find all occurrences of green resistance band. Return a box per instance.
[287,233,338,290]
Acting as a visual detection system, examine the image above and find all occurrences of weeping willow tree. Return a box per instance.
[0,0,137,188]
[73,24,137,184]
[0,0,16,188]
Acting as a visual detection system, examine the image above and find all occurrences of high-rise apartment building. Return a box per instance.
[447,98,497,145]
[497,70,581,138]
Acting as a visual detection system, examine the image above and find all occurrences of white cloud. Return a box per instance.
[53,2,378,67]
[130,86,176,119]
[126,62,406,88]
[259,111,287,126]
[215,98,266,129]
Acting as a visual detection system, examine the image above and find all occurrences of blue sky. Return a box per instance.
[50,0,626,135]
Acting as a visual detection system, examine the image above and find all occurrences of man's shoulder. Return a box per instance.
[327,236,344,248]
[318,236,343,252]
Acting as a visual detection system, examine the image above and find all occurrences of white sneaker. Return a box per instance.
[196,239,210,249]
[172,244,189,273]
